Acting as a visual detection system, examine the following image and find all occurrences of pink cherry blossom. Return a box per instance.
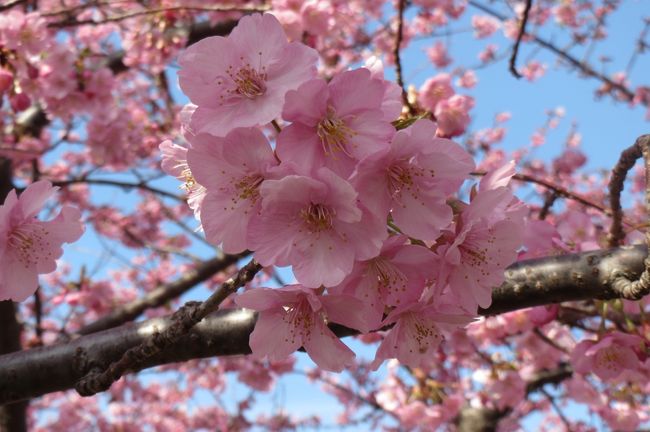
[418,73,454,112]
[159,140,206,221]
[186,128,280,253]
[571,332,646,382]
[427,41,452,68]
[434,165,525,311]
[353,119,474,241]
[334,235,437,327]
[435,94,474,137]
[235,285,368,371]
[0,181,84,302]
[371,302,474,369]
[471,15,500,38]
[277,68,395,177]
[177,13,318,137]
[248,167,386,287]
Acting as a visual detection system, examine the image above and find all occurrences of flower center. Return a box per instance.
[234,174,264,202]
[283,300,316,343]
[226,61,268,99]
[300,203,334,232]
[316,106,356,158]
[8,223,49,268]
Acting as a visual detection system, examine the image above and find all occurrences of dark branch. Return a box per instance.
[0,245,647,404]
[509,0,533,78]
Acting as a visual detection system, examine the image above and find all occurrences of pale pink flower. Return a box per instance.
[277,68,395,177]
[427,42,452,68]
[571,332,646,382]
[0,181,84,302]
[334,235,437,327]
[248,167,386,287]
[520,61,547,81]
[353,119,474,241]
[478,44,499,63]
[484,371,526,410]
[186,129,279,253]
[471,15,500,38]
[600,403,641,432]
[434,164,525,310]
[435,94,474,137]
[177,13,318,137]
[456,70,477,88]
[418,73,454,112]
[371,302,474,369]
[159,139,206,221]
[235,285,371,371]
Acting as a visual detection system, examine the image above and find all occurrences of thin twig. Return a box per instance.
[540,388,573,431]
[75,259,262,396]
[52,178,183,201]
[394,0,414,115]
[47,5,270,28]
[469,0,637,103]
[509,0,533,78]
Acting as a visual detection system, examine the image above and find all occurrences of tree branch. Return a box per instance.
[77,252,248,335]
[0,244,646,404]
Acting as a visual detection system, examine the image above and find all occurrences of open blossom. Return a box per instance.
[186,128,279,253]
[248,167,386,287]
[434,163,526,311]
[334,235,437,327]
[418,73,454,112]
[353,119,474,241]
[435,94,474,137]
[371,302,474,369]
[571,332,646,382]
[235,285,372,372]
[277,68,395,177]
[0,181,84,302]
[177,13,318,137]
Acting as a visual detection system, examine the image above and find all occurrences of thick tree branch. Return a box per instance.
[0,245,646,404]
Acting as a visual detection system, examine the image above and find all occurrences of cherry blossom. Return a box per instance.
[177,13,318,137]
[0,181,84,301]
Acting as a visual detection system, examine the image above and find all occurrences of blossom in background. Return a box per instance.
[0,181,84,301]
[177,13,318,137]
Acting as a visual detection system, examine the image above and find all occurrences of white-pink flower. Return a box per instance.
[0,181,84,301]
[177,13,318,137]
[248,167,386,288]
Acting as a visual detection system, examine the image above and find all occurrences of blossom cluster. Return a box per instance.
[162,13,525,371]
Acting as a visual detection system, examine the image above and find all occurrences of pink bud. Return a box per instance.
[26,63,39,80]
[10,93,31,112]
[0,69,13,93]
